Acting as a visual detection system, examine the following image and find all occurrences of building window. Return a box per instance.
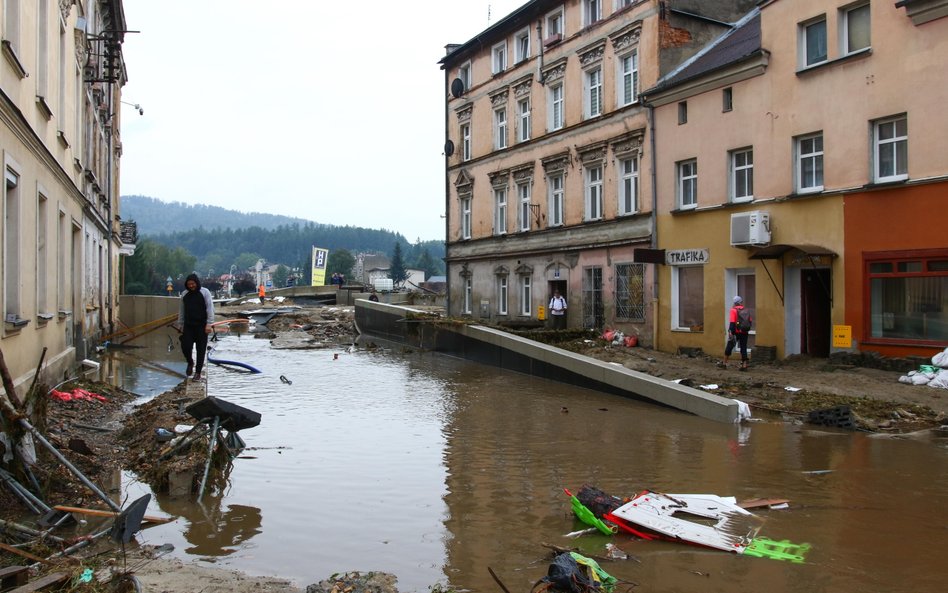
[617,49,638,107]
[518,98,531,142]
[730,148,754,201]
[672,265,704,331]
[37,193,48,315]
[548,172,564,227]
[868,252,948,343]
[458,61,472,92]
[37,0,49,100]
[520,275,532,316]
[615,263,645,321]
[549,83,564,131]
[494,188,507,235]
[463,276,473,314]
[874,115,908,182]
[494,107,507,150]
[585,164,603,221]
[58,210,67,312]
[722,87,733,112]
[584,0,601,26]
[461,123,471,161]
[618,156,638,215]
[796,132,824,192]
[801,16,828,67]
[585,66,603,119]
[841,2,871,55]
[4,167,21,321]
[498,275,508,315]
[678,101,688,124]
[460,197,471,240]
[617,0,635,9]
[492,42,507,74]
[4,0,20,50]
[518,182,532,232]
[677,159,698,209]
[547,7,564,35]
[515,28,531,63]
[582,267,604,329]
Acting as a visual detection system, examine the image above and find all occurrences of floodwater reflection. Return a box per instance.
[107,332,948,593]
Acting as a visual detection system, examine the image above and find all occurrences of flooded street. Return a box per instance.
[102,330,948,593]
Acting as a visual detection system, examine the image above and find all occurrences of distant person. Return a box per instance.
[549,290,567,330]
[368,288,380,302]
[723,296,751,371]
[176,273,214,381]
[258,284,266,305]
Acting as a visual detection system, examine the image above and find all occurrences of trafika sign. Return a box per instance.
[666,249,709,265]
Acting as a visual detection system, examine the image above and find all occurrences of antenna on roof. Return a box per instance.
[487,4,492,26]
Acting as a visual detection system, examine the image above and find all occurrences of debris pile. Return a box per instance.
[898,347,948,389]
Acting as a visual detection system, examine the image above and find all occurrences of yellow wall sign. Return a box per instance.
[832,325,852,349]
[537,305,546,321]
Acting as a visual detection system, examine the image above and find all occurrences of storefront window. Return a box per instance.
[868,254,948,342]
[674,266,704,331]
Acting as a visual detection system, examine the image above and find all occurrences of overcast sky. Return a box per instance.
[119,1,524,242]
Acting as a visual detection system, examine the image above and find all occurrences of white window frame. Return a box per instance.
[498,275,508,315]
[549,83,564,131]
[4,164,22,323]
[461,123,471,161]
[36,192,49,316]
[458,61,472,92]
[873,115,908,183]
[515,28,531,63]
[677,159,698,209]
[548,172,565,227]
[730,148,754,202]
[584,66,603,119]
[796,132,824,193]
[616,0,635,10]
[618,156,638,216]
[492,41,507,74]
[584,0,602,27]
[722,87,733,112]
[671,264,705,331]
[520,275,532,316]
[584,164,604,221]
[518,97,531,143]
[518,182,532,232]
[800,15,828,68]
[494,107,507,150]
[616,49,638,107]
[460,197,471,240]
[546,6,564,37]
[840,2,871,56]
[494,188,507,235]
[463,277,473,314]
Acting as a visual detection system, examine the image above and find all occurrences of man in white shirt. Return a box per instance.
[549,289,567,330]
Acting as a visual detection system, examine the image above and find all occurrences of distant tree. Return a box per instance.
[389,243,408,286]
[272,264,289,288]
[233,274,256,297]
[327,249,356,281]
[234,252,261,271]
[414,249,439,280]
[202,277,223,295]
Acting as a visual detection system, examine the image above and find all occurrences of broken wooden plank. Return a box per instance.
[52,505,175,525]
[5,572,69,593]
[0,542,58,564]
[737,497,791,509]
[0,565,29,589]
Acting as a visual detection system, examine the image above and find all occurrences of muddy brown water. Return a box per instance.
[100,330,948,593]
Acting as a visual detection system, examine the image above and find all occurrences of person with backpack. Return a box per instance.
[175,273,215,382]
[724,295,752,370]
[549,289,568,330]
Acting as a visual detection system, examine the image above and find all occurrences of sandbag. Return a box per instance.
[928,369,948,390]
[932,347,948,368]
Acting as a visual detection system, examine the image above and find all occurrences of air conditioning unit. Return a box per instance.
[730,211,771,246]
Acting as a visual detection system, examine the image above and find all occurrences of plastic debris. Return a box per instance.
[744,537,811,563]
[784,386,802,392]
[699,384,719,390]
[50,388,108,403]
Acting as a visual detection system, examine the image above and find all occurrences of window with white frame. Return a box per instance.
[518,98,531,142]
[678,101,688,124]
[520,275,532,315]
[585,164,603,221]
[548,172,564,226]
[618,156,638,215]
[584,67,603,119]
[800,16,827,67]
[874,115,908,182]
[722,87,733,112]
[841,2,870,55]
[617,49,638,107]
[460,196,471,239]
[458,61,472,92]
[796,132,824,192]
[498,275,508,315]
[37,193,48,315]
[461,123,471,161]
[515,28,531,62]
[615,263,645,321]
[494,187,507,235]
[549,83,564,131]
[463,276,473,314]
[616,0,636,9]
[4,0,20,50]
[677,159,697,209]
[57,210,66,312]
[492,42,507,74]
[37,0,49,100]
[546,7,564,37]
[4,167,21,321]
[494,107,508,150]
[730,148,754,201]
[672,265,704,331]
[518,182,531,232]
[584,0,602,26]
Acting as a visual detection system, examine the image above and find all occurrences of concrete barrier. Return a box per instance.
[119,295,179,328]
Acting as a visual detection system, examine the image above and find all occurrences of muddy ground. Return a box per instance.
[2,302,945,592]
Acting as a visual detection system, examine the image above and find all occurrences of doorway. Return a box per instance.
[800,268,832,357]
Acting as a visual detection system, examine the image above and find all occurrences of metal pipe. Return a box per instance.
[197,416,221,503]
[0,519,65,543]
[0,468,48,514]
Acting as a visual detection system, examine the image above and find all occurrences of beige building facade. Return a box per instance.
[1,0,129,395]
[441,0,757,341]
[644,0,948,359]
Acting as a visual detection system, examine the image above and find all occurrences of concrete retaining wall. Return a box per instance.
[119,295,179,328]
[354,300,740,423]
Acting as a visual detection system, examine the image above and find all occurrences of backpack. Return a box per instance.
[737,307,753,332]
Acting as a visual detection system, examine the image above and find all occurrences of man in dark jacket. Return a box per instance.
[176,273,215,381]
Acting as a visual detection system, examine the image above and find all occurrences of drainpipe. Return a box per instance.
[536,20,545,84]
[647,102,659,350]
[444,65,452,317]
[106,86,115,336]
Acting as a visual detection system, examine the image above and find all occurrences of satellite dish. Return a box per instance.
[450,78,465,98]
[444,140,455,157]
